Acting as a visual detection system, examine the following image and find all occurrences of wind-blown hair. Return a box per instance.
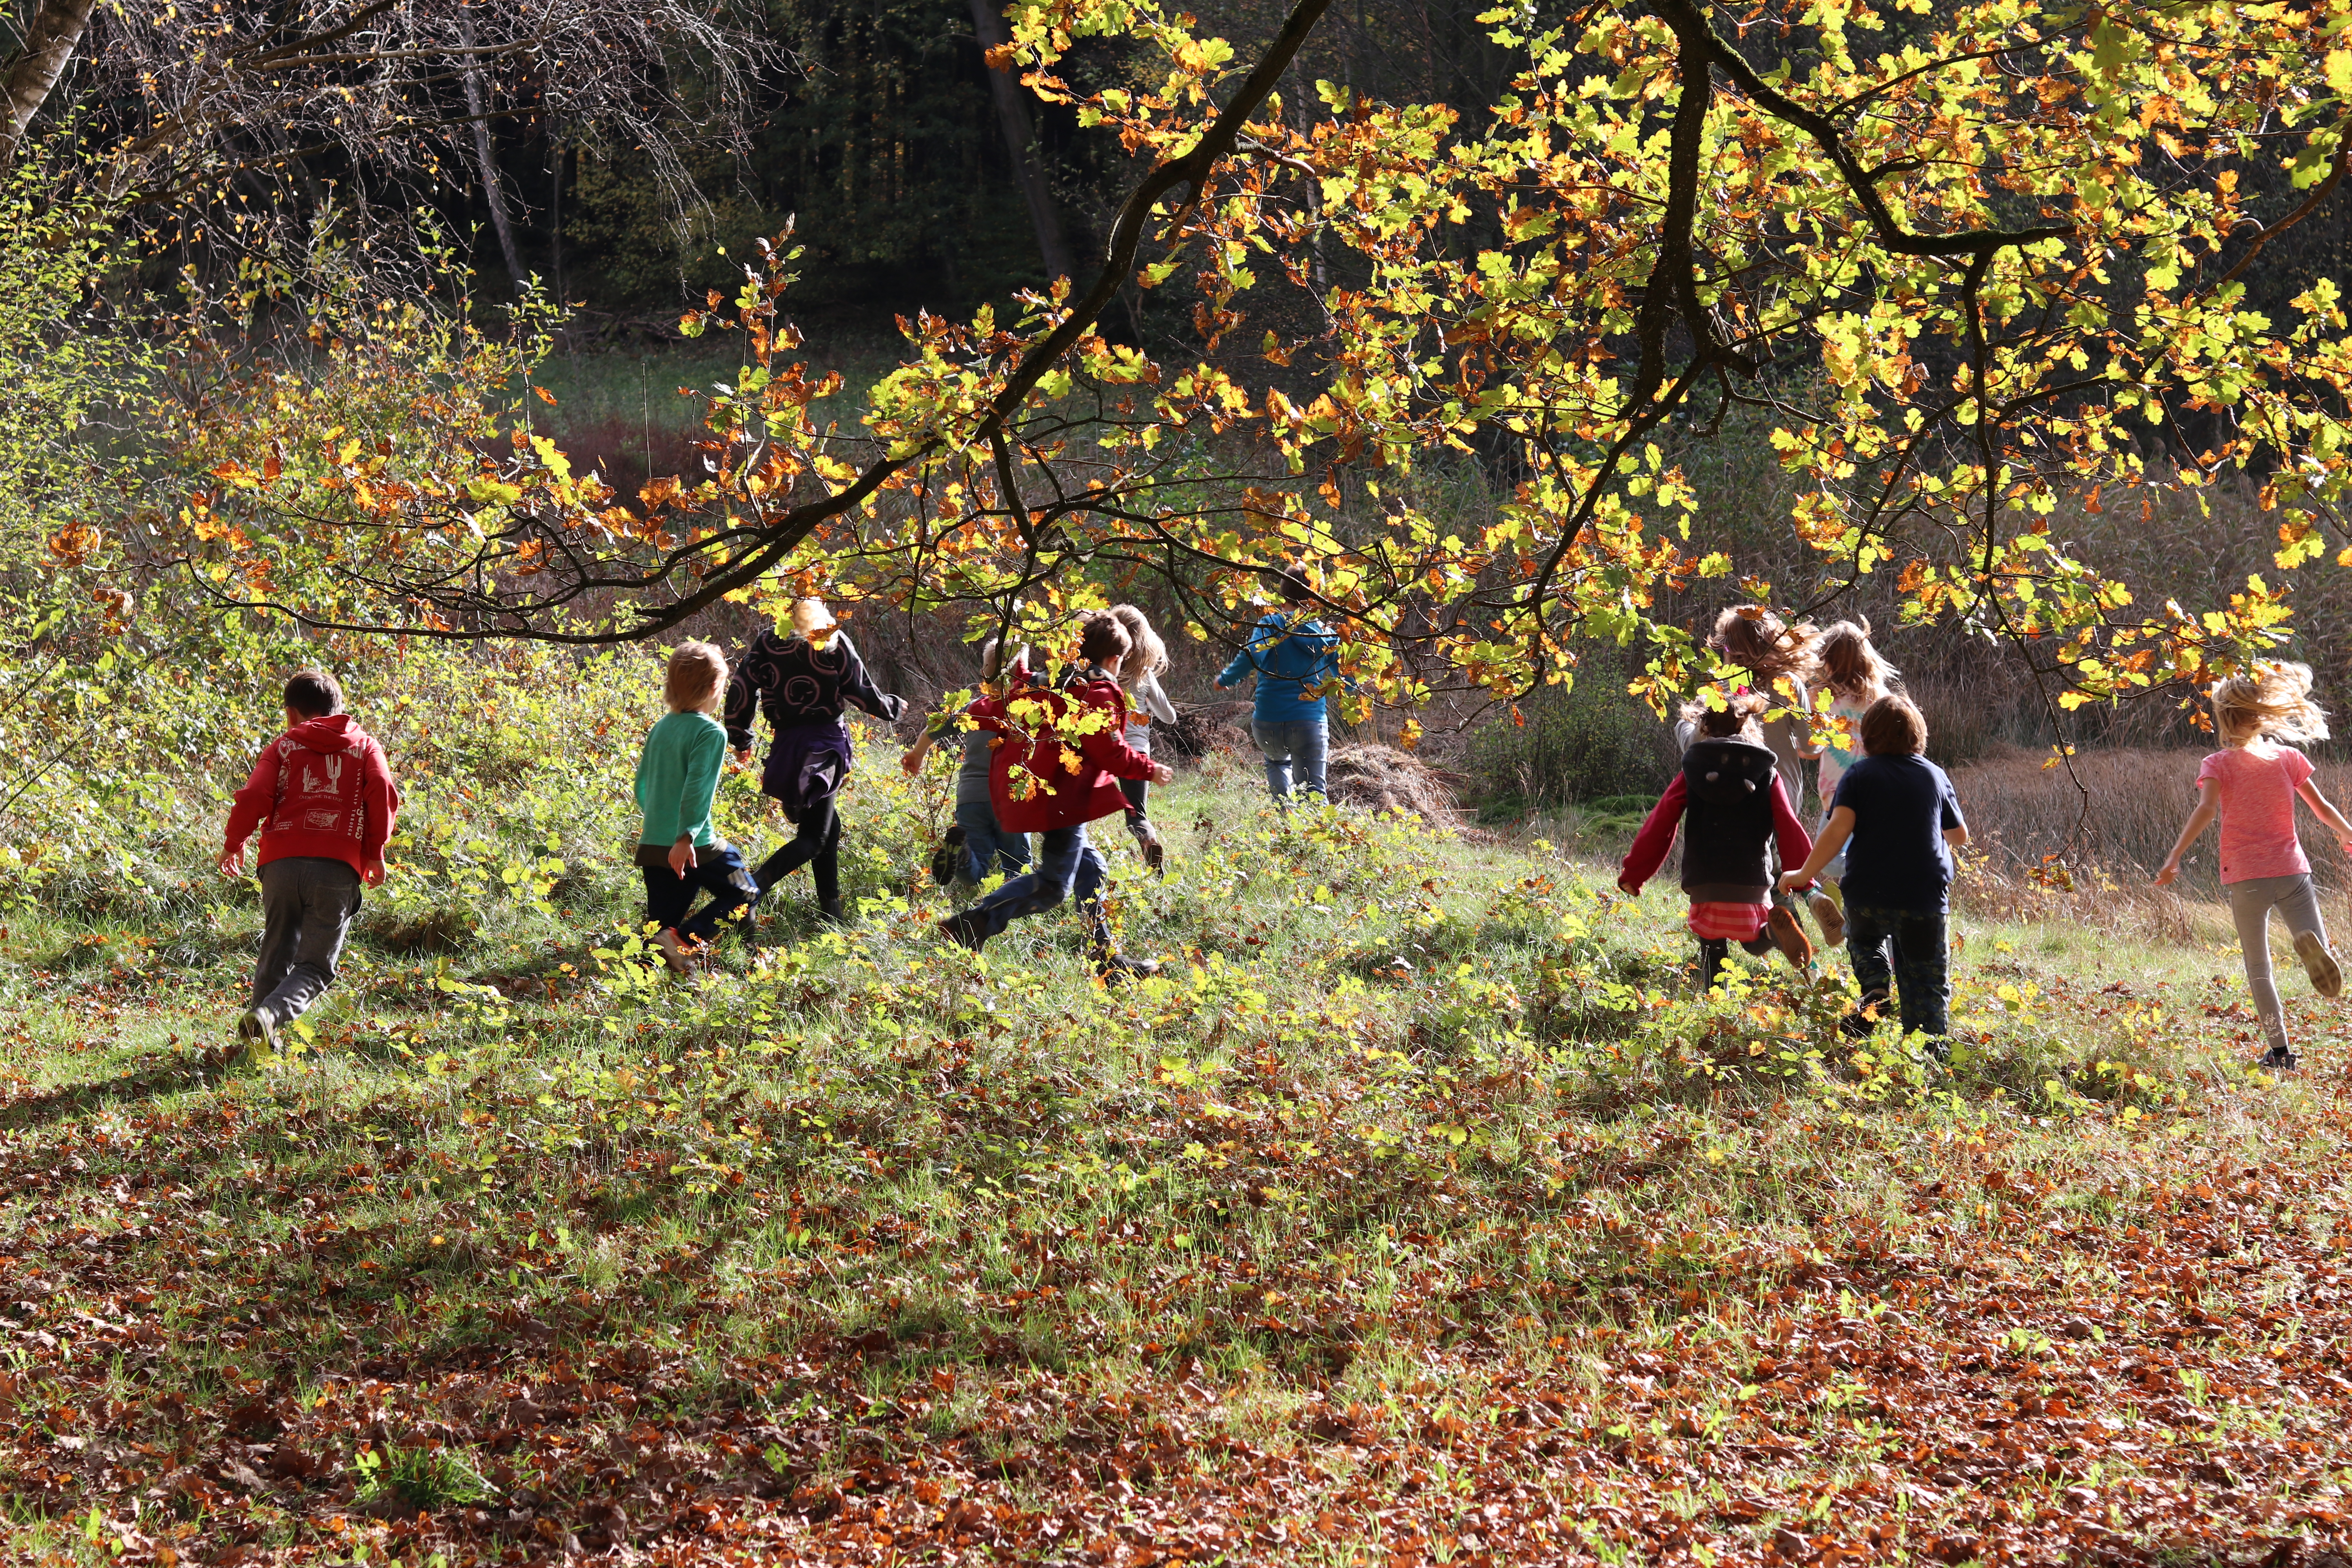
[2210,662,2329,746]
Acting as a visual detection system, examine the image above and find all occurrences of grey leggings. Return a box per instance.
[2229,873,2327,1052]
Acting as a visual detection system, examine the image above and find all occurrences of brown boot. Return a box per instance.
[1768,905,1814,968]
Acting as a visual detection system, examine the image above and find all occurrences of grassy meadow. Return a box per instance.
[5,649,2352,1566]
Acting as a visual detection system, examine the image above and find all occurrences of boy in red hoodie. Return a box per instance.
[940,613,1172,976]
[219,669,401,1047]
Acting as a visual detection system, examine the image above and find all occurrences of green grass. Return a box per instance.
[6,740,2352,1564]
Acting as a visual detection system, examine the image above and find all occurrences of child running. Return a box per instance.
[219,669,401,1049]
[1779,694,1968,1045]
[2154,663,2352,1070]
[1803,619,1898,946]
[1678,606,1823,808]
[941,612,1173,975]
[636,642,760,975]
[724,597,907,926]
[1214,568,1341,805]
[902,637,1033,887]
[1620,691,1817,990]
[1110,604,1177,873]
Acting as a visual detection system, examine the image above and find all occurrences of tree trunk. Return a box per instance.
[0,0,102,171]
[966,0,1075,283]
[456,20,528,289]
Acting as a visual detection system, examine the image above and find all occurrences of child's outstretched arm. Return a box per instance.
[2294,777,2352,856]
[1778,806,1855,891]
[2154,781,2219,886]
[1617,777,1688,894]
[1766,775,1816,886]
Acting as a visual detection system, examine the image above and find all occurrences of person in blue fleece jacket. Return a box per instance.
[1215,568,1341,803]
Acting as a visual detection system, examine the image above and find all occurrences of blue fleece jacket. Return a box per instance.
[1217,610,1340,723]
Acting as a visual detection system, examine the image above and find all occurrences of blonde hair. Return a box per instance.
[665,641,726,713]
[2211,662,2329,746]
[789,597,837,644]
[1109,604,1169,682]
[1680,688,1766,741]
[1815,618,1896,702]
[979,636,1028,688]
[1711,606,1819,681]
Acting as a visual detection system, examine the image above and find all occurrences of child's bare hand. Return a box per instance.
[900,750,922,775]
[2153,863,2179,887]
[217,844,245,878]
[668,839,698,878]
[731,747,753,769]
[1150,761,1175,784]
[361,858,387,888]
[1775,870,1807,893]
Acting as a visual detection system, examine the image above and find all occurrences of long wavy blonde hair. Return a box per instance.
[1109,604,1170,681]
[2210,662,2329,746]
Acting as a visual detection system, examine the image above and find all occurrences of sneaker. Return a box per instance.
[1808,890,1845,947]
[2296,930,2342,998]
[651,926,693,976]
[1768,905,1814,968]
[1096,951,1162,981]
[235,1007,278,1051]
[940,909,989,953]
[2261,1044,2302,1071]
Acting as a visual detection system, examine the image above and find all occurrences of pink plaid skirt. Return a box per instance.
[1687,900,1769,941]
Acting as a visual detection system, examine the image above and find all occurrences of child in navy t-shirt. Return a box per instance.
[1779,693,1968,1043]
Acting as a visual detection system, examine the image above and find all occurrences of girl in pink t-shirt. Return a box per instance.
[2157,663,2352,1069]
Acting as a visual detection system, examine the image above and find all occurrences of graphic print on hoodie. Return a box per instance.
[223,714,401,877]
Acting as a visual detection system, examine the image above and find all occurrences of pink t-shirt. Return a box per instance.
[2196,745,2315,884]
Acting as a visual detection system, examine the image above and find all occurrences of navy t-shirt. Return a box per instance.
[1831,754,1967,912]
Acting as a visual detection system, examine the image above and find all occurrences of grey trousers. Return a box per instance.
[252,856,363,1026]
[2228,872,2325,1053]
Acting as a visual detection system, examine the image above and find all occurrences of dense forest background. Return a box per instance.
[17,0,2352,829]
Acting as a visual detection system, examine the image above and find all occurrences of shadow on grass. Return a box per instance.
[0,1050,232,1131]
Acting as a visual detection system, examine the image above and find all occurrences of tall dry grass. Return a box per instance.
[1946,744,2352,886]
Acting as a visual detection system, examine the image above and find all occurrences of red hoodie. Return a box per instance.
[223,715,401,877]
[973,668,1156,833]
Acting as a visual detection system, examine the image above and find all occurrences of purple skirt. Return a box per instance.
[761,721,853,822]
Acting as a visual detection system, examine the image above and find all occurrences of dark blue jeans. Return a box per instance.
[954,799,1032,883]
[1844,902,1949,1038]
[643,842,760,944]
[962,822,1109,944]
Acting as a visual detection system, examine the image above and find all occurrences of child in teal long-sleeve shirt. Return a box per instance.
[1215,568,1341,802]
[634,641,760,974]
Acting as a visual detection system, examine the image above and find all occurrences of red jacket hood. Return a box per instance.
[284,714,374,753]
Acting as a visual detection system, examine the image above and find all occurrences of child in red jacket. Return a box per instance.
[219,669,400,1048]
[939,613,1172,976]
[1620,692,1814,990]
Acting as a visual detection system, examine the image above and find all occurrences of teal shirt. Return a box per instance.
[634,710,727,848]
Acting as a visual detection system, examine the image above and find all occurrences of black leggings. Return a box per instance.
[1120,776,1148,820]
[755,795,841,905]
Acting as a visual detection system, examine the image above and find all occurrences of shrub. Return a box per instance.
[1465,652,1677,818]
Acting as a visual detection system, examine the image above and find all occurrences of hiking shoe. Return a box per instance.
[651,927,693,976]
[2296,930,2342,998]
[235,1007,277,1051]
[1096,951,1162,981]
[1768,905,1814,968]
[1141,825,1166,878]
[1808,890,1845,947]
[940,909,989,953]
[2261,1043,2302,1072]
[931,826,968,888]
